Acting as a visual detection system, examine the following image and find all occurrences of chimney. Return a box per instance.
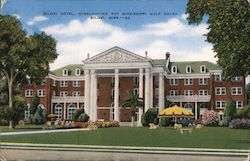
[87,53,90,59]
[165,52,170,68]
[145,51,148,58]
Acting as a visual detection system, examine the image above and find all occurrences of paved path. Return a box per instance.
[0,149,248,161]
[0,128,90,136]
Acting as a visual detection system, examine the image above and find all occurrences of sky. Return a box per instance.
[3,0,218,70]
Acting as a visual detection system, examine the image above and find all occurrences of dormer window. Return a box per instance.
[171,66,177,74]
[62,69,68,76]
[200,65,207,73]
[186,65,192,73]
[75,68,81,76]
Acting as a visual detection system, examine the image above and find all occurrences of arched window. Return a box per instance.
[54,104,63,120]
[62,69,68,76]
[75,68,81,76]
[186,66,192,73]
[67,104,77,120]
[184,103,193,110]
[200,65,207,73]
[171,66,177,74]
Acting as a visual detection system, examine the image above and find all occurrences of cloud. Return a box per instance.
[27,16,48,26]
[12,14,21,19]
[181,13,188,20]
[42,16,215,70]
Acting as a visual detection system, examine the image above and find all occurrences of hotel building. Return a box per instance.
[22,47,246,124]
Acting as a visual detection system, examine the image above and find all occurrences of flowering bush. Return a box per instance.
[229,118,250,129]
[201,110,219,126]
[73,121,120,128]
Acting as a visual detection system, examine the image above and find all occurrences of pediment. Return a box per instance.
[84,47,149,64]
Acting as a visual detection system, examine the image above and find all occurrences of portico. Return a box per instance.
[83,47,166,124]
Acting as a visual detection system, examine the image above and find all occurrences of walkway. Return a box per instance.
[0,128,90,136]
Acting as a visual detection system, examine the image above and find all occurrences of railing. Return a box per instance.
[167,95,211,102]
[52,96,85,103]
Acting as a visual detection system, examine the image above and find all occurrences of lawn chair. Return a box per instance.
[195,124,203,129]
[174,123,182,129]
[149,123,158,129]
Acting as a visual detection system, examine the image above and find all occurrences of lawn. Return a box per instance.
[0,125,44,133]
[1,127,250,149]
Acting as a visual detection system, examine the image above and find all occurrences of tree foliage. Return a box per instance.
[122,92,144,127]
[0,15,57,128]
[186,0,250,78]
[246,83,250,103]
[30,94,40,115]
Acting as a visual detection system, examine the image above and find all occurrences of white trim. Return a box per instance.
[186,65,192,73]
[171,66,177,74]
[62,69,69,76]
[25,90,33,97]
[184,78,193,85]
[200,65,207,73]
[75,68,81,76]
[37,89,45,97]
[231,87,242,95]
[216,101,226,109]
[215,87,226,95]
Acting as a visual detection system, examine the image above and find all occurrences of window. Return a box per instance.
[215,87,226,95]
[54,104,62,120]
[52,80,56,86]
[231,76,241,81]
[133,88,139,95]
[133,76,139,87]
[73,80,80,87]
[60,81,68,87]
[199,78,208,85]
[62,69,69,76]
[41,80,46,85]
[169,79,178,85]
[235,101,242,108]
[199,90,208,96]
[37,90,45,97]
[67,104,77,119]
[184,90,193,96]
[25,90,33,97]
[231,87,242,95]
[154,88,159,98]
[171,66,177,74]
[216,101,226,109]
[24,104,30,119]
[169,90,179,96]
[215,74,222,81]
[52,91,56,96]
[184,78,193,85]
[75,68,81,76]
[60,91,67,97]
[72,91,80,97]
[200,65,207,73]
[186,66,192,73]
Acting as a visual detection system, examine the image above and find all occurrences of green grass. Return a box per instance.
[1,127,250,149]
[0,125,44,133]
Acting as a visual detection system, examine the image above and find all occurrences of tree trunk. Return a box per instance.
[131,116,135,127]
[8,77,14,129]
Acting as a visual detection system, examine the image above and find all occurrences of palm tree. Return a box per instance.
[122,92,144,127]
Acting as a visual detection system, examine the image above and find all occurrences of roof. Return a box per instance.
[50,64,84,77]
[151,59,166,66]
[169,61,222,74]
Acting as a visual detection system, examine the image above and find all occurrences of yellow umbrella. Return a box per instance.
[158,105,194,123]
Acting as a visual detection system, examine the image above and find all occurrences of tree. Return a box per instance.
[0,15,57,128]
[224,99,236,125]
[186,0,250,79]
[30,94,40,116]
[122,92,144,127]
[246,83,250,104]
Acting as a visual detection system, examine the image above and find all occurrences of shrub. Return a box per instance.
[201,110,219,126]
[177,118,189,127]
[224,99,236,123]
[0,119,9,126]
[141,108,158,127]
[229,118,250,129]
[77,113,89,122]
[234,105,250,119]
[32,107,47,125]
[73,108,85,121]
[159,117,172,126]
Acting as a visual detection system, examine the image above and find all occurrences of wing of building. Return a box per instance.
[22,46,246,125]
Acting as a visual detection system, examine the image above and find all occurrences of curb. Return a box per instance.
[1,142,249,157]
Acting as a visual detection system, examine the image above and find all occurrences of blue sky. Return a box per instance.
[3,0,217,70]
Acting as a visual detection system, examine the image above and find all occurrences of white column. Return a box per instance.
[195,95,198,120]
[150,72,153,108]
[84,69,90,115]
[93,75,98,121]
[63,102,66,120]
[158,72,164,111]
[138,68,144,127]
[114,69,120,121]
[144,68,150,112]
[90,69,97,121]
